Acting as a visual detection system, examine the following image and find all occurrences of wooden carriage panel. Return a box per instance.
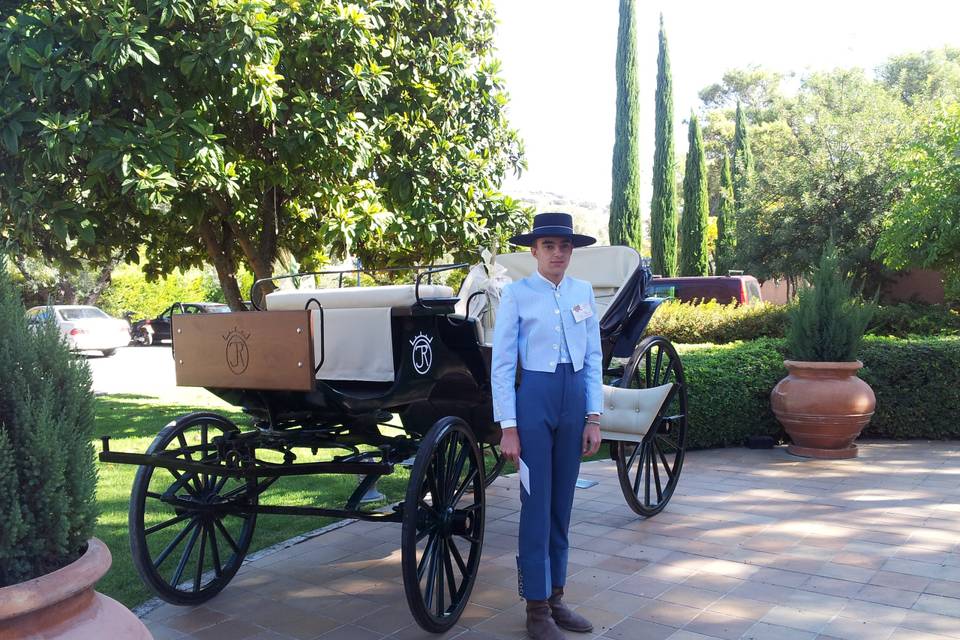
[172,310,315,391]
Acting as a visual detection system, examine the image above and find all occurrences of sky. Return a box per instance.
[492,0,960,206]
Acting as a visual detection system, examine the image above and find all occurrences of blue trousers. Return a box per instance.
[515,364,585,600]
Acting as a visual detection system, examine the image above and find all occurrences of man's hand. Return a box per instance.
[582,422,601,457]
[500,428,521,465]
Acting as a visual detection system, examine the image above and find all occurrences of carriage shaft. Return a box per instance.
[98,450,393,478]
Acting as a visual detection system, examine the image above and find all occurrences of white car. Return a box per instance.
[26,305,131,357]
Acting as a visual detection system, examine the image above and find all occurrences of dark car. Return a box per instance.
[131,302,230,345]
[647,274,762,305]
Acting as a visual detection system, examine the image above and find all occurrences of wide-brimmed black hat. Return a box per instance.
[509,212,597,248]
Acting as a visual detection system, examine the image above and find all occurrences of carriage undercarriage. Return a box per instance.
[99,246,688,633]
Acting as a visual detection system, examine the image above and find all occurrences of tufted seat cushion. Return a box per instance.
[598,383,673,442]
[264,284,454,311]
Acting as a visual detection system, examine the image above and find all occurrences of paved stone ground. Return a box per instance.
[143,441,960,640]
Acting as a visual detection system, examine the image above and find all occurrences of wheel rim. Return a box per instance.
[403,419,484,632]
[615,337,687,517]
[130,413,257,602]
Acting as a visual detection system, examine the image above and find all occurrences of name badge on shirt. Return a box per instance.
[571,303,593,323]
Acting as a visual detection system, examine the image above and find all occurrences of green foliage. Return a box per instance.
[878,47,960,106]
[680,339,786,449]
[98,262,252,318]
[681,336,960,449]
[876,102,960,296]
[0,257,98,586]
[650,15,677,276]
[731,101,754,239]
[679,114,709,276]
[859,336,960,439]
[646,300,789,344]
[715,152,736,274]
[609,0,642,251]
[0,0,527,309]
[786,245,875,362]
[647,298,958,344]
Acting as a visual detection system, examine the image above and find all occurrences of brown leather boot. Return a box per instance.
[525,599,566,640]
[548,586,594,633]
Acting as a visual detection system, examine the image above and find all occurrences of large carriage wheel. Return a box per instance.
[613,336,688,517]
[130,412,258,605]
[401,417,485,633]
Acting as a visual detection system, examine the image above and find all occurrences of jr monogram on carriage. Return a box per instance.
[99,245,689,633]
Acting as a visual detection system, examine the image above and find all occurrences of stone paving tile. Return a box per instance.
[139,442,960,640]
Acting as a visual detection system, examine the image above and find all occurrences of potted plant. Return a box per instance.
[771,246,876,459]
[0,257,151,638]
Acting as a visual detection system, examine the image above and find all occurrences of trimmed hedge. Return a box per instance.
[646,299,960,344]
[679,336,960,449]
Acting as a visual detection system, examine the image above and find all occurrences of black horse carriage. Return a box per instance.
[99,245,688,632]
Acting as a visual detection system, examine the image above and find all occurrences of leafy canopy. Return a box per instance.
[0,0,527,307]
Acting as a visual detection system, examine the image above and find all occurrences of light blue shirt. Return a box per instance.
[492,271,603,429]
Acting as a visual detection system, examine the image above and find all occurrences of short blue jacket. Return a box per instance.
[491,272,603,427]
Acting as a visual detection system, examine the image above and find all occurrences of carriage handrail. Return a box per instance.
[249,262,468,310]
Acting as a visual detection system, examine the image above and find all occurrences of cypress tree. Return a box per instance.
[609,0,642,249]
[732,101,754,252]
[650,14,677,275]
[716,151,736,274]
[679,113,709,276]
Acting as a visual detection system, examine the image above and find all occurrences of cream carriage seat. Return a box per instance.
[494,245,641,318]
[264,284,454,382]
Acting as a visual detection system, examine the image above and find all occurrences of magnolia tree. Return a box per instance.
[0,0,527,309]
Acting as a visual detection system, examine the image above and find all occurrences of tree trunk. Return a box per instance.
[83,257,120,306]
[197,217,245,311]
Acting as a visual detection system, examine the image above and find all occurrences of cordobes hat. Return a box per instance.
[509,212,597,248]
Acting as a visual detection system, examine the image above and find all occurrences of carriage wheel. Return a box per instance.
[401,417,485,633]
[481,442,505,488]
[614,336,688,517]
[129,412,258,605]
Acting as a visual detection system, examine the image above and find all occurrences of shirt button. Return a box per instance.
[549,361,556,366]
[553,344,558,349]
[554,309,560,314]
[555,293,560,298]
[555,326,561,332]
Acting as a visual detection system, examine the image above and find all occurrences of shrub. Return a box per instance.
[645,299,788,343]
[869,302,960,337]
[786,245,875,361]
[859,336,960,439]
[0,257,98,586]
[679,336,960,449]
[679,339,787,450]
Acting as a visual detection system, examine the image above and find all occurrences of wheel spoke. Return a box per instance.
[446,444,470,504]
[448,535,468,576]
[165,467,201,498]
[650,440,664,502]
[653,347,664,385]
[206,521,223,577]
[625,442,641,473]
[193,523,208,592]
[442,536,459,608]
[451,466,478,506]
[417,522,438,543]
[170,521,202,589]
[656,441,676,479]
[643,444,652,506]
[145,512,192,536]
[436,537,446,617]
[213,517,240,554]
[153,518,198,569]
[423,534,440,609]
[417,532,439,581]
[631,443,646,495]
[177,432,204,494]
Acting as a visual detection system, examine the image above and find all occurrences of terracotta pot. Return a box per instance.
[771,360,876,459]
[0,538,152,639]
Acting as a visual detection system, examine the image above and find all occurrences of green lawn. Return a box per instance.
[92,390,412,608]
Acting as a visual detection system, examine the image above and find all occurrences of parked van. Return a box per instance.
[647,274,763,305]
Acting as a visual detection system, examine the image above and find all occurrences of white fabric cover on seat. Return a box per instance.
[264,285,457,382]
[598,383,673,442]
[310,308,394,382]
[494,246,640,317]
[265,284,454,311]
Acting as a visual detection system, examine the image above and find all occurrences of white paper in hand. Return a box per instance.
[519,458,531,495]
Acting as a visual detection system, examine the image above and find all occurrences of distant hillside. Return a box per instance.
[509,190,648,253]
